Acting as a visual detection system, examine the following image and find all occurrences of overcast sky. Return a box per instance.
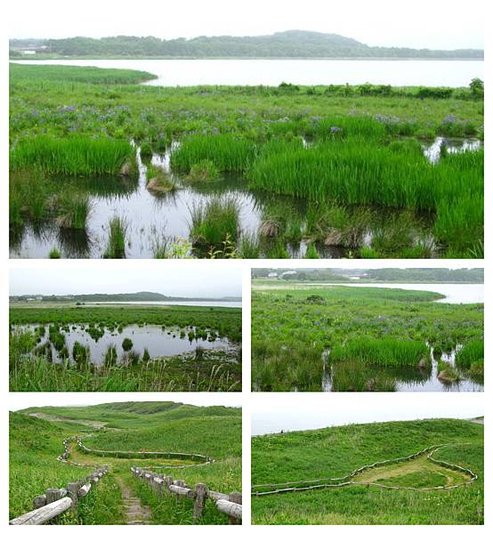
[9,263,241,298]
[7,0,483,49]
[252,393,484,435]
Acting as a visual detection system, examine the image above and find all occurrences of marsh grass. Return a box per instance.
[104,216,127,258]
[171,134,255,172]
[456,340,484,371]
[11,136,136,177]
[184,160,220,183]
[330,338,429,367]
[189,197,240,251]
[55,193,92,230]
[10,339,241,392]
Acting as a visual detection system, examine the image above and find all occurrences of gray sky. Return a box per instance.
[7,0,483,49]
[252,393,484,435]
[9,263,241,298]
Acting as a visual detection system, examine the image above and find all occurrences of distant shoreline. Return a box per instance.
[10,56,484,61]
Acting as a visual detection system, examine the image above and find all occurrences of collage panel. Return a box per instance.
[251,394,484,525]
[9,394,242,525]
[251,266,483,392]
[9,263,242,393]
[4,0,486,530]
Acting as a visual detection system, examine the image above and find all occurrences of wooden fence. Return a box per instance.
[131,467,242,524]
[252,444,478,496]
[77,439,213,465]
[10,467,108,525]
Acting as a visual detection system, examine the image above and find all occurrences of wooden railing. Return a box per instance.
[131,467,242,524]
[77,439,213,464]
[9,467,108,525]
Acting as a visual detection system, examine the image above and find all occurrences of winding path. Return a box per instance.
[115,475,152,525]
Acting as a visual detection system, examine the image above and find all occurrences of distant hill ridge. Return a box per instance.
[9,30,483,59]
[9,291,241,302]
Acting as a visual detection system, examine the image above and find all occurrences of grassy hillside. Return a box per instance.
[10,402,242,524]
[252,418,483,524]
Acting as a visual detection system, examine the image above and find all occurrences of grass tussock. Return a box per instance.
[11,136,136,177]
[171,134,255,172]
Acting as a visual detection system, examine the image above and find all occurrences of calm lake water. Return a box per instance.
[15,323,234,365]
[13,59,483,87]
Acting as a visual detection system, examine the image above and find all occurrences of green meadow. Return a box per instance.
[10,402,241,525]
[252,418,483,525]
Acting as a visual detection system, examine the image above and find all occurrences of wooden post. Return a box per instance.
[45,488,63,504]
[10,497,73,525]
[32,495,47,509]
[193,483,207,522]
[174,480,185,503]
[164,476,174,492]
[228,492,242,525]
[66,483,79,508]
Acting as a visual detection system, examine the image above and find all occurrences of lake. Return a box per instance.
[12,59,483,87]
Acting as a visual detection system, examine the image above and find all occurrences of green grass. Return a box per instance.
[10,401,241,524]
[455,340,484,370]
[189,196,240,253]
[252,418,483,524]
[171,134,255,172]
[10,63,156,84]
[103,216,127,258]
[330,338,429,367]
[11,135,136,177]
[251,283,483,391]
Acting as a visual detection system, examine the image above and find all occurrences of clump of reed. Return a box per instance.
[330,337,429,367]
[437,361,461,383]
[103,216,127,258]
[189,196,240,252]
[171,134,255,173]
[146,164,177,194]
[11,135,136,177]
[183,160,220,183]
[331,360,397,392]
[104,345,118,367]
[249,141,482,213]
[456,340,483,371]
[72,341,90,369]
[55,193,92,230]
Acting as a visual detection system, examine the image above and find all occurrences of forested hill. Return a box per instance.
[9,31,483,59]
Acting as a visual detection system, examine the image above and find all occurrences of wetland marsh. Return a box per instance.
[9,63,483,259]
[251,278,483,392]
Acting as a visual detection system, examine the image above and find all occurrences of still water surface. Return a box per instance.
[13,59,483,87]
[15,323,234,364]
